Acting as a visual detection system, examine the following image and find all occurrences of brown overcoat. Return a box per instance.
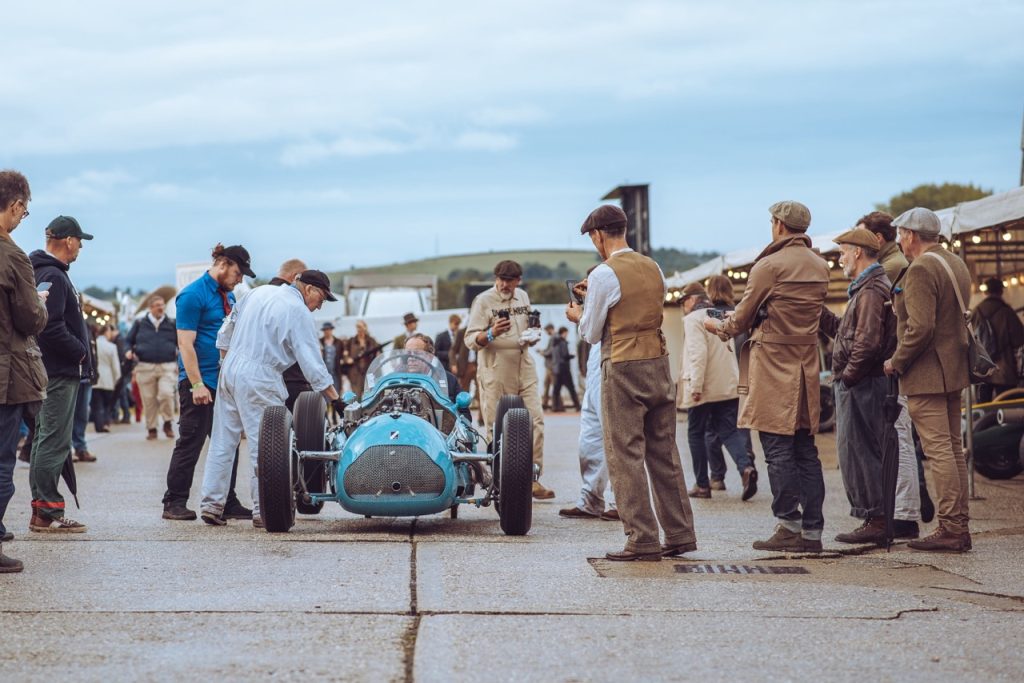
[0,234,49,405]
[722,234,830,435]
[890,244,970,396]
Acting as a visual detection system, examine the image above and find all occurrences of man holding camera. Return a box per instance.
[466,260,553,499]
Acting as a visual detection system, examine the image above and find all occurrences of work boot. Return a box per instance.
[74,449,96,462]
[29,513,86,533]
[163,421,175,438]
[605,548,662,562]
[162,504,197,521]
[222,503,253,520]
[688,485,711,499]
[709,478,726,491]
[752,525,804,552]
[0,544,23,573]
[907,526,971,552]
[834,517,887,545]
[146,429,158,441]
[531,481,555,500]
[741,467,758,501]
[660,541,698,557]
[558,506,600,519]
[893,520,920,539]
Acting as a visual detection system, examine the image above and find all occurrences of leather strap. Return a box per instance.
[922,252,971,327]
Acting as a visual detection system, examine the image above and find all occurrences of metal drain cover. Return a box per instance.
[675,564,809,575]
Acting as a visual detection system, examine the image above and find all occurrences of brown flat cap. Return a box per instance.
[580,204,627,235]
[493,260,523,279]
[833,227,880,252]
[769,201,812,231]
[681,281,706,298]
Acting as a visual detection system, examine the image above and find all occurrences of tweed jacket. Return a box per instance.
[0,235,48,405]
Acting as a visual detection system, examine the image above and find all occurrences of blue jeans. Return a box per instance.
[72,382,91,452]
[0,404,27,536]
[759,429,825,540]
[687,399,753,488]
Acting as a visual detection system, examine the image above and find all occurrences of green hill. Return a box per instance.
[329,250,601,282]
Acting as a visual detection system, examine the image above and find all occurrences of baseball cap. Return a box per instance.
[296,269,337,301]
[769,201,812,231]
[221,245,256,278]
[580,204,628,235]
[892,207,941,237]
[833,227,880,251]
[46,215,93,240]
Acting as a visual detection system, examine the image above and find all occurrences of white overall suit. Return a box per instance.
[576,341,616,515]
[200,285,332,518]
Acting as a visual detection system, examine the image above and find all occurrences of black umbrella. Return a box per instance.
[61,451,80,509]
[880,374,902,551]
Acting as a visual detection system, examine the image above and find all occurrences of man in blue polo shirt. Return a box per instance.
[161,244,255,521]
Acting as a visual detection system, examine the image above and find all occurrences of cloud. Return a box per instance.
[280,135,415,166]
[469,104,546,127]
[453,130,518,152]
[42,170,135,204]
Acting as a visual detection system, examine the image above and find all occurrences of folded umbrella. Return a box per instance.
[60,451,80,509]
[880,374,902,551]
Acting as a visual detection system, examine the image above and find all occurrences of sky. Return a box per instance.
[2,0,1023,290]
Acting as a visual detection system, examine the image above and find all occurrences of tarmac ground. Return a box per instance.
[1,409,1023,682]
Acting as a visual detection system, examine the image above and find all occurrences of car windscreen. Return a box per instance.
[365,349,449,394]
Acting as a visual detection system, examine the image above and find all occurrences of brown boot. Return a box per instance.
[163,421,175,438]
[146,429,158,441]
[531,481,555,500]
[834,517,887,545]
[907,526,971,552]
[74,449,96,462]
[688,485,711,499]
[752,525,804,552]
[0,544,23,573]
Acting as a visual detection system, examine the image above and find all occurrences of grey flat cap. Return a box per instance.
[892,207,941,237]
[769,201,811,231]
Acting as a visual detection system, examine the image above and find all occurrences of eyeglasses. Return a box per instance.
[16,199,28,219]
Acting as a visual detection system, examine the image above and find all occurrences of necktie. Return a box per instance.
[218,289,232,315]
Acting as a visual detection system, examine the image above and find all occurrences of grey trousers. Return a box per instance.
[602,356,696,554]
[834,376,886,519]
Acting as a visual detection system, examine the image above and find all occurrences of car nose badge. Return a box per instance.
[390,431,400,440]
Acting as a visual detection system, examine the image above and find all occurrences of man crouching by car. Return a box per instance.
[818,227,896,546]
[199,270,342,529]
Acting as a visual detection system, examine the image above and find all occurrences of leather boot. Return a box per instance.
[907,526,971,552]
[752,525,804,552]
[0,543,23,573]
[834,517,887,545]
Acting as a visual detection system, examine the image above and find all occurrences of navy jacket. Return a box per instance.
[126,315,178,363]
[30,250,91,380]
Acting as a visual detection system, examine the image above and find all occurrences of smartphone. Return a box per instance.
[565,279,584,305]
[706,308,725,320]
[37,282,52,292]
[496,309,510,320]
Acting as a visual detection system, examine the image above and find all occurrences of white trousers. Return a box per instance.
[200,367,284,518]
[894,396,922,521]
[576,365,616,515]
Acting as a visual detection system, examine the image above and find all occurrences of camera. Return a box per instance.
[527,309,541,329]
[706,308,725,320]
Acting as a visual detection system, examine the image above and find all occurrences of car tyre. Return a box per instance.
[294,391,327,515]
[258,405,296,532]
[492,394,526,495]
[498,407,533,536]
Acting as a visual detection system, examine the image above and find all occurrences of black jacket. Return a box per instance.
[30,250,91,380]
[126,315,178,363]
[552,336,574,374]
[434,329,455,367]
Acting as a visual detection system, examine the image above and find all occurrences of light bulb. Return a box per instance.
[1003,232,1012,241]
[953,240,961,248]
[971,235,981,244]
[980,284,988,292]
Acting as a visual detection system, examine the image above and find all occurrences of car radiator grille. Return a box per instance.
[344,445,446,497]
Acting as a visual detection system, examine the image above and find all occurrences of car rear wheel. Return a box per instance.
[498,407,533,536]
[294,391,327,515]
[258,405,296,532]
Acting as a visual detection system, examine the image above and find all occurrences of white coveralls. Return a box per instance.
[576,341,616,515]
[200,285,332,518]
[894,397,922,521]
[465,286,545,471]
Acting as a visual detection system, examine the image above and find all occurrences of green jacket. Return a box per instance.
[878,240,908,286]
[0,234,48,405]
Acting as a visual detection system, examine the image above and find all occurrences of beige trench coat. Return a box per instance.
[722,234,830,435]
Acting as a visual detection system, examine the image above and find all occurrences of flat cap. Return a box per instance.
[681,281,706,298]
[833,227,880,252]
[493,259,523,279]
[769,201,812,231]
[892,207,941,237]
[296,269,338,301]
[580,204,627,235]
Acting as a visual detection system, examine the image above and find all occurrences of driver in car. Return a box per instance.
[405,333,472,421]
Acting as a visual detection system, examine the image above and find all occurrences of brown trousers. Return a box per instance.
[135,361,178,430]
[907,391,969,534]
[601,355,696,553]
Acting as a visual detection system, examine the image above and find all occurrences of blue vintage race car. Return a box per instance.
[256,349,534,535]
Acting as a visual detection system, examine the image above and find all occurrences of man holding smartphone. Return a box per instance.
[465,260,553,499]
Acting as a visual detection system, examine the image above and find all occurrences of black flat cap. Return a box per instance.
[296,269,338,301]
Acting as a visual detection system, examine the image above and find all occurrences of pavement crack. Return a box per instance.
[401,518,420,683]
[928,586,1024,606]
